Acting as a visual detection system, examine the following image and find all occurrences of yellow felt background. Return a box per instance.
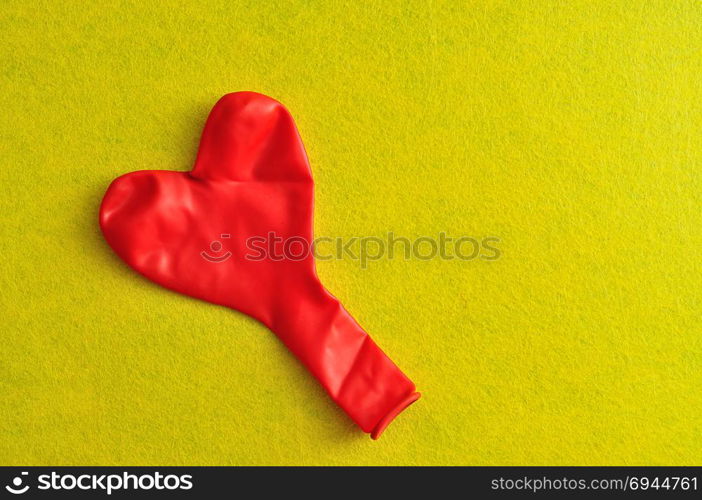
[1,0,701,465]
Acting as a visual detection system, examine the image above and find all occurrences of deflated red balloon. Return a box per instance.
[99,92,419,439]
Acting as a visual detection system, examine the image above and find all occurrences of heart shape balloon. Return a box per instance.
[100,92,419,439]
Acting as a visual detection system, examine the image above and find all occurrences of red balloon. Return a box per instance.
[100,92,419,439]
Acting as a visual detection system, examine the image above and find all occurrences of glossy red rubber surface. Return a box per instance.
[99,92,419,438]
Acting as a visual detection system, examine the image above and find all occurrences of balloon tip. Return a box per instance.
[370,392,421,440]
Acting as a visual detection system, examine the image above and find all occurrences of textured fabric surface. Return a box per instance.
[1,0,700,465]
